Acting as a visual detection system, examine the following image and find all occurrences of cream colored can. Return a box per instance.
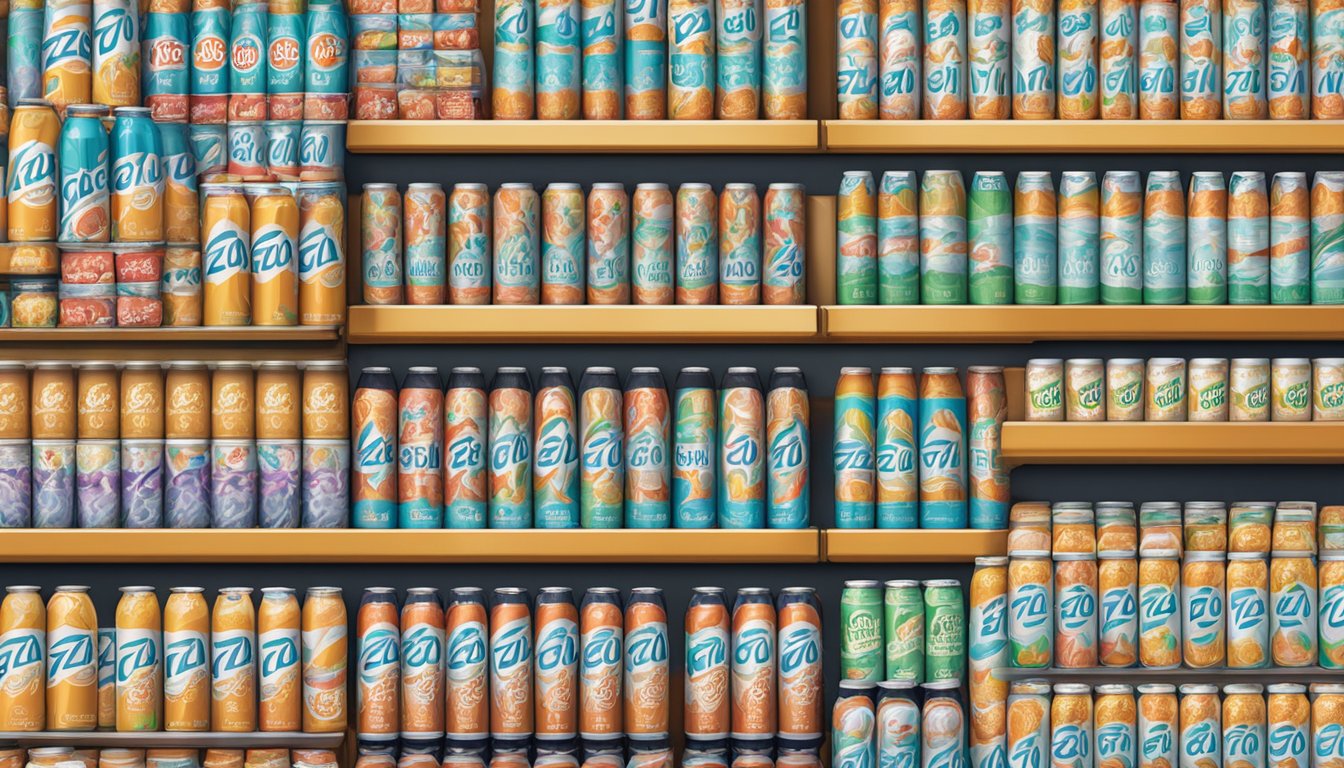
[1187,358,1229,422]
[1065,359,1105,421]
[1106,359,1145,421]
[1230,358,1270,421]
[1026,358,1064,421]
[1145,358,1187,421]
[1271,358,1312,421]
[1312,358,1344,421]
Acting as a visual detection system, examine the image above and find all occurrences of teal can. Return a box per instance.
[838,170,878,304]
[1100,171,1143,305]
[1057,171,1100,305]
[1227,171,1270,305]
[1142,170,1186,305]
[1014,172,1058,305]
[878,171,919,305]
[1186,171,1228,305]
[1270,172,1310,305]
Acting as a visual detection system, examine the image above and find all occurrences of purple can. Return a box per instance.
[0,440,33,528]
[143,10,190,122]
[77,440,121,529]
[33,441,75,528]
[264,120,301,182]
[301,439,349,529]
[211,439,257,528]
[258,439,300,529]
[165,439,210,528]
[121,440,164,529]
[188,123,227,178]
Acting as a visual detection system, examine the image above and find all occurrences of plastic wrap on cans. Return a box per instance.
[541,183,586,304]
[765,367,808,529]
[587,183,630,304]
[923,0,968,118]
[164,438,209,527]
[672,368,716,528]
[582,0,623,119]
[1010,0,1055,118]
[494,0,536,118]
[488,368,533,529]
[675,183,719,304]
[1013,171,1057,305]
[834,367,875,529]
[1268,0,1309,119]
[1138,0,1178,117]
[1142,171,1186,305]
[1312,172,1344,304]
[58,104,111,244]
[919,170,968,304]
[623,368,670,528]
[1227,171,1269,304]
[1222,0,1267,118]
[1100,0,1138,117]
[8,10,46,105]
[1057,0,1099,119]
[144,9,190,122]
[533,367,580,528]
[405,183,448,305]
[449,183,493,305]
[967,366,1007,529]
[1179,0,1221,118]
[297,182,347,325]
[361,184,405,305]
[42,1,94,117]
[625,0,668,119]
[877,171,919,304]
[77,439,121,528]
[838,0,879,119]
[120,440,164,528]
[632,183,674,304]
[718,367,765,529]
[716,0,762,118]
[968,171,1011,305]
[764,0,807,119]
[1058,171,1100,304]
[1269,172,1310,304]
[9,101,61,243]
[718,183,761,305]
[1186,171,1228,305]
[1100,170,1142,304]
[189,3,229,124]
[837,171,877,305]
[579,367,623,529]
[536,0,582,119]
[492,183,540,305]
[967,0,1009,118]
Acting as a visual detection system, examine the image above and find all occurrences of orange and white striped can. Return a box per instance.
[47,585,98,731]
[300,587,347,733]
[490,587,534,742]
[0,585,46,730]
[114,586,163,731]
[257,587,300,732]
[211,587,257,732]
[163,586,210,731]
[446,587,489,741]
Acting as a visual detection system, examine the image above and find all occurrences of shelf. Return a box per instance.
[0,326,342,342]
[821,120,1344,153]
[0,732,344,749]
[823,529,1006,562]
[1001,422,1344,464]
[822,305,1344,342]
[346,120,822,153]
[998,667,1341,684]
[0,528,822,563]
[347,304,821,343]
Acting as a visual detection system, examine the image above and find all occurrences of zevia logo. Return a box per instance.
[732,620,773,674]
[490,618,531,675]
[259,631,299,682]
[211,630,254,678]
[251,225,296,285]
[402,624,443,671]
[164,632,207,694]
[204,221,249,285]
[300,223,341,276]
[686,626,727,676]
[624,623,668,672]
[535,620,578,672]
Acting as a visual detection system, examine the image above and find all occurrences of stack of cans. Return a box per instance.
[349,0,486,120]
[0,748,339,768]
[352,364,810,529]
[359,180,807,307]
[836,169,1344,306]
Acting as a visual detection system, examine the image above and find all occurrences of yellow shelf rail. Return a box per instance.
[347,120,822,153]
[1001,422,1344,464]
[824,529,1007,562]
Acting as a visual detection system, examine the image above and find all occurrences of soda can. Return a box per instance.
[1222,0,1267,117]
[297,182,348,325]
[445,367,488,529]
[765,367,809,529]
[762,183,806,306]
[1057,172,1100,304]
[0,438,33,527]
[1100,0,1138,117]
[719,367,765,529]
[488,367,534,528]
[1138,0,1179,117]
[490,587,534,742]
[668,0,714,118]
[304,3,349,107]
[1144,358,1186,421]
[301,587,346,733]
[835,367,876,528]
[1053,555,1099,669]
[1272,358,1312,421]
[581,0,623,119]
[763,0,807,119]
[0,585,46,731]
[405,182,448,306]
[227,1,267,122]
[1267,683,1309,768]
[1222,687,1266,768]
[33,440,77,529]
[1058,0,1099,119]
[837,0,878,119]
[92,0,140,108]
[1093,685,1137,768]
[968,171,1012,306]
[400,587,445,741]
[1011,0,1055,118]
[878,171,919,305]
[833,681,876,768]
[1098,171,1143,304]
[881,579,923,683]
[631,183,674,304]
[676,183,719,305]
[448,183,492,305]
[257,587,300,732]
[1185,171,1229,305]
[837,171,878,305]
[189,123,228,179]
[98,627,117,728]
[1323,552,1344,668]
[1178,684,1222,768]
[919,170,968,304]
[1138,551,1181,668]
[121,439,164,528]
[211,587,256,732]
[1179,0,1221,118]
[534,367,580,529]
[533,587,580,741]
[398,366,445,528]
[1269,172,1310,304]
[1268,0,1309,118]
[731,587,775,742]
[114,586,161,732]
[875,368,917,529]
[967,366,1008,528]
[716,0,762,118]
[841,580,882,682]
[918,367,967,529]
[1141,171,1186,304]
[1050,683,1093,768]
[249,185,299,325]
[202,184,252,325]
[361,184,405,305]
[622,367,670,528]
[447,586,489,740]
[9,10,46,106]
[9,100,62,243]
[872,683,919,768]
[1007,554,1052,668]
[162,586,209,733]
[266,11,304,120]
[144,10,190,121]
[1179,551,1227,668]
[969,565,1007,768]
[1227,171,1271,304]
[1270,552,1317,666]
[1098,553,1139,666]
[923,0,968,118]
[924,580,965,682]
[719,183,762,305]
[1312,0,1344,119]
[775,587,821,743]
[58,104,111,244]
[624,587,669,742]
[536,0,582,119]
[580,367,624,529]
[160,122,199,245]
[580,587,624,740]
[42,2,94,118]
[673,367,717,529]
[922,680,966,768]
[541,183,586,304]
[1064,358,1104,422]
[189,4,229,124]
[685,586,730,741]
[967,0,1009,118]
[1137,683,1178,768]
[585,183,630,304]
[209,437,257,529]
[75,439,120,528]
[1312,172,1344,304]
[1229,358,1270,421]
[493,0,536,118]
[1185,358,1228,422]
[1006,680,1051,768]
[356,587,399,743]
[624,0,668,119]
[47,586,98,731]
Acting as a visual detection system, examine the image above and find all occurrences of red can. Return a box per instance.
[534,587,579,741]
[356,587,400,744]
[580,587,624,740]
[731,587,776,742]
[446,587,489,741]
[490,588,534,742]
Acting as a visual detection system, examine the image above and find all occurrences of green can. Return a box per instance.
[841,579,884,683]
[922,579,966,682]
[883,579,925,683]
[968,172,1013,305]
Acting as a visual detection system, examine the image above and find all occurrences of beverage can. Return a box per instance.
[361,184,404,305]
[493,0,536,119]
[1138,551,1181,668]
[923,580,965,681]
[257,587,301,732]
[624,587,669,741]
[624,367,670,528]
[489,587,534,741]
[492,183,540,305]
[536,0,581,119]
[163,586,209,732]
[297,182,348,325]
[1014,172,1058,305]
[1145,358,1187,421]
[356,587,399,743]
[534,367,580,529]
[1228,171,1271,304]
[353,367,398,529]
[968,0,1009,118]
[9,100,62,242]
[766,367,809,529]
[718,367,765,528]
[1026,360,1064,421]
[113,586,161,733]
[446,367,489,529]
[921,680,967,768]
[1138,683,1178,768]
[300,586,347,733]
[676,183,719,304]
[918,367,967,528]
[1271,358,1312,421]
[763,184,806,305]
[919,171,968,304]
[685,586,730,741]
[1180,551,1227,668]
[398,366,444,528]
[534,587,580,740]
[832,682,876,768]
[579,587,623,739]
[202,184,252,326]
[211,587,257,732]
[1065,359,1105,422]
[835,367,876,528]
[719,183,761,305]
[879,171,920,304]
[716,0,762,119]
[541,183,585,305]
[1012,0,1056,118]
[876,368,917,529]
[447,586,489,740]
[144,9,190,121]
[776,587,822,742]
[58,104,111,243]
[489,367,533,529]
[1053,555,1099,669]
[877,681,922,768]
[1313,358,1344,420]
[968,172,1012,305]
[1187,171,1228,305]
[730,587,775,741]
[673,368,717,529]
[1177,0,1220,118]
[1222,684,1266,768]
[1177,684,1221,768]
[631,184,673,302]
[1105,359,1144,421]
[1142,171,1186,304]
[1270,552,1318,666]
[1098,554,1138,666]
[1267,683,1309,768]
[0,585,46,731]
[580,367,624,529]
[449,183,492,305]
[400,587,445,740]
[1007,680,1052,768]
[840,580,882,682]
[837,171,877,305]
[1270,172,1311,304]
[1008,554,1053,668]
[1100,170,1143,304]
[405,183,447,305]
[249,185,300,325]
[1050,683,1093,768]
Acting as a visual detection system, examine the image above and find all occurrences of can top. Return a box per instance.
[883,579,919,588]
[975,556,1008,566]
[113,106,152,117]
[968,365,1004,373]
[364,586,396,594]
[879,367,912,374]
[262,586,295,595]
[5,585,39,593]
[363,183,398,191]
[737,587,771,595]
[68,103,111,117]
[1321,552,1344,561]
[1271,550,1315,558]
[692,586,725,594]
[541,366,569,374]
[921,579,960,587]
[407,586,440,595]
[1107,359,1143,367]
[876,679,917,690]
[1137,683,1175,694]
[630,366,661,374]
[592,182,624,190]
[539,586,573,595]
[1094,684,1133,695]
[841,366,872,375]
[118,585,155,593]
[1189,358,1228,367]
[1066,358,1103,366]
[55,585,90,593]
[1272,357,1311,365]
[586,586,621,594]
[1010,680,1051,695]
[767,183,804,190]
[1232,358,1270,366]
[636,182,669,191]
[304,361,347,371]
[838,680,874,693]
[1223,684,1263,695]
[1314,357,1344,366]
[1027,358,1063,366]
[630,586,663,596]
[500,182,534,190]
[726,366,758,375]
[844,580,880,589]
[306,586,342,596]
[1178,684,1218,695]
[680,182,713,190]
[407,365,440,374]
[1053,683,1091,695]
[454,182,488,191]
[495,586,528,595]
[1266,683,1306,693]
[258,361,298,372]
[922,367,957,375]
[773,366,802,375]
[723,182,755,191]
[1227,551,1268,561]
[498,366,528,374]
[922,679,961,691]
[361,366,393,375]
[79,361,118,370]
[169,586,203,593]
[1183,551,1226,561]
[545,182,581,190]
[1052,553,1097,562]
[842,170,874,178]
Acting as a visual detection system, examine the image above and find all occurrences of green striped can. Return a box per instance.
[1312,171,1344,304]
[1014,171,1058,305]
[1058,171,1100,305]
[883,579,925,683]
[922,579,966,681]
[1100,171,1142,304]
[842,579,884,683]
[1186,171,1227,305]
[1269,172,1310,304]
[879,171,920,305]
[1142,170,1186,305]
[1228,171,1269,305]
[838,171,878,304]
[968,171,1013,305]
[919,170,968,304]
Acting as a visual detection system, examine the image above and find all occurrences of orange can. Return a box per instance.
[1270,552,1318,667]
[211,587,257,732]
[163,586,210,732]
[1180,551,1226,669]
[300,587,347,734]
[257,587,301,732]
[47,585,99,731]
[1178,684,1221,768]
[1222,684,1265,768]
[401,587,446,741]
[776,587,822,743]
[121,363,165,440]
[534,587,580,741]
[1272,506,1317,554]
[684,586,730,741]
[32,368,78,441]
[115,586,163,731]
[0,364,31,440]
[302,361,349,440]
[256,362,301,441]
[165,363,211,439]
[202,184,253,327]
[624,587,670,742]
[1226,553,1270,669]
[1137,683,1177,768]
[1267,683,1309,768]
[579,587,623,740]
[1138,552,1181,669]
[8,101,61,242]
[297,182,348,326]
[1054,554,1099,669]
[730,587,776,741]
[212,363,255,439]
[1050,684,1093,768]
[1094,684,1136,768]
[1098,554,1138,667]
[0,585,46,730]
[202,749,244,768]
[356,587,400,744]
[445,587,489,741]
[249,186,300,326]
[490,587,534,741]
[77,363,120,440]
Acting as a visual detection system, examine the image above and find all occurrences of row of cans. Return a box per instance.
[482,0,806,121]
[838,578,967,686]
[352,585,822,749]
[1024,357,1344,423]
[353,364,810,529]
[832,365,1008,531]
[0,584,348,733]
[836,0,1344,120]
[836,169,1344,306]
[360,181,807,307]
[0,360,351,529]
[13,0,351,123]
[355,742,823,768]
[3,748,340,768]
[831,678,965,768]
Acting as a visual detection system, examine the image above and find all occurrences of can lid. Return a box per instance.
[879,367,912,374]
[680,367,711,374]
[1183,551,1226,561]
[1010,550,1052,559]
[1320,552,1344,561]
[1272,357,1311,365]
[498,366,528,373]
[838,680,874,692]
[363,183,399,190]
[922,367,957,375]
[407,586,440,594]
[767,183,804,190]
[1010,680,1052,695]
[1189,358,1229,366]
[453,182,488,191]
[883,579,920,588]
[737,587,771,595]
[169,587,204,595]
[726,366,757,374]
[630,586,662,595]
[78,361,118,369]
[1178,684,1218,694]
[1147,357,1186,366]
[364,586,396,594]
[308,586,342,596]
[1137,683,1175,694]
[1052,552,1097,562]
[215,361,254,370]
[262,586,296,594]
[113,105,152,116]
[1107,359,1144,366]
[781,586,815,595]
[1227,551,1268,560]
[539,586,574,594]
[303,360,347,370]
[692,586,725,593]
[1144,549,1181,559]
[1223,684,1264,694]
[407,366,439,374]
[1312,358,1344,366]
[877,678,917,690]
[841,366,872,375]
[844,580,880,589]
[1066,359,1103,366]
[220,586,254,594]
[1027,359,1064,366]
[587,586,620,594]
[922,679,961,690]
[5,585,40,592]
[541,366,569,374]
[636,182,669,191]
[1231,358,1270,366]
[592,182,625,190]
[630,366,661,374]
[921,579,960,587]
[773,366,802,374]
[362,366,393,374]
[1185,500,1226,509]
[842,170,874,178]
[1053,683,1091,694]
[975,556,1008,566]
[1270,550,1315,558]
[55,585,90,592]
[968,365,1004,373]
[451,367,482,374]
[1094,684,1133,695]
[168,361,208,370]
[680,182,713,190]
[545,182,581,190]
[1266,683,1306,693]
[118,585,155,593]
[585,366,617,374]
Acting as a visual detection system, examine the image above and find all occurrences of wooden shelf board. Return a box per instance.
[347,304,821,343]
[347,120,822,153]
[998,667,1341,683]
[823,529,1007,562]
[0,528,822,563]
[1001,422,1344,464]
[822,120,1344,153]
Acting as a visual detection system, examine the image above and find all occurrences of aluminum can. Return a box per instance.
[1138,683,1177,768]
[1100,0,1139,117]
[1322,553,1344,668]
[1007,680,1051,768]
[202,184,252,326]
[837,0,878,119]
[1314,688,1344,768]
[1139,552,1181,668]
[493,0,536,119]
[534,587,579,741]
[109,107,163,243]
[362,184,404,305]
[1011,0,1056,118]
[879,171,920,304]
[967,0,1009,118]
[1099,554,1139,666]
[489,367,534,529]
[265,11,303,120]
[297,182,348,325]
[581,0,622,119]
[301,587,346,734]
[776,587,822,742]
[249,185,299,325]
[580,367,624,529]
[1270,172,1311,304]
[400,587,445,741]
[922,0,968,118]
[924,579,965,681]
[766,367,809,529]
[1231,358,1271,421]
[624,587,669,742]
[41,3,94,118]
[0,585,46,731]
[922,680,966,768]
[490,587,534,742]
[716,0,762,118]
[398,366,445,528]
[1058,0,1099,119]
[163,586,209,732]
[841,580,882,682]
[1178,0,1221,118]
[446,367,489,529]
[405,183,448,306]
[967,563,1007,751]
[1008,554,1053,668]
[1094,684,1137,768]
[624,367,670,528]
[447,586,489,740]
[227,121,268,180]
[1050,683,1093,768]
[1268,0,1309,118]
[1267,683,1309,768]
[673,368,717,529]
[1180,551,1227,668]
[537,0,582,119]
[1222,684,1266,768]
[144,10,190,121]
[968,172,1012,305]
[580,587,624,740]
[1142,171,1186,304]
[1025,359,1064,422]
[534,367,580,529]
[9,10,45,106]
[719,367,765,529]
[189,4,229,124]
[676,183,718,304]
[762,184,806,305]
[1058,172,1100,303]
[1188,358,1229,422]
[226,1,267,122]
[837,171,878,305]
[763,0,807,118]
[449,183,492,305]
[1270,552,1317,666]
[1187,171,1228,305]
[730,587,775,742]
[876,368,917,529]
[586,183,630,304]
[9,101,62,243]
[669,0,715,118]
[161,122,199,244]
[1311,172,1344,304]
[1223,0,1267,117]
[685,587,730,741]
[92,0,141,108]
[1229,171,1271,304]
[877,681,921,768]
[1145,358,1187,421]
[257,587,300,732]
[353,367,398,529]
[115,586,162,732]
[211,587,257,733]
[884,579,923,682]
[1054,555,1099,669]
[919,170,968,304]
[48,586,98,731]
[1178,684,1221,768]
[835,367,876,528]
[1100,171,1143,304]
[919,367,966,528]
[542,184,586,304]
[356,587,399,744]
[833,681,876,768]
[491,184,540,303]
[719,184,762,305]
[58,104,111,243]
[624,0,668,119]
[1065,359,1105,422]
[1271,358,1312,421]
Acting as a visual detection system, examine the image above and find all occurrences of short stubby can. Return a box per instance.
[1025,359,1064,422]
